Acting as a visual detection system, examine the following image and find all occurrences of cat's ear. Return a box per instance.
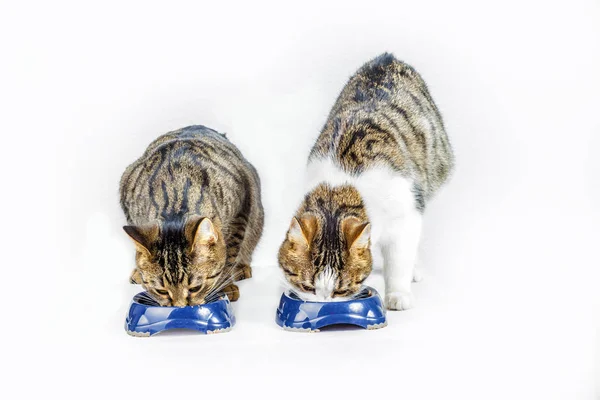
[287,214,317,245]
[123,224,159,254]
[287,217,305,243]
[342,217,371,249]
[186,216,218,251]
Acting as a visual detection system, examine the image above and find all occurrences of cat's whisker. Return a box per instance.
[201,273,240,299]
[138,292,156,301]
[203,276,239,298]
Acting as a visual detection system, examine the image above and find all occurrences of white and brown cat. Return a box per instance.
[279,53,454,310]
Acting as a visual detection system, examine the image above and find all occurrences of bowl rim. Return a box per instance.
[281,286,377,304]
[131,291,229,309]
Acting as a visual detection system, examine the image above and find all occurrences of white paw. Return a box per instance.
[412,268,423,282]
[385,291,415,311]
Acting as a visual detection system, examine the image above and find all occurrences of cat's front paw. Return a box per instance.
[385,291,415,311]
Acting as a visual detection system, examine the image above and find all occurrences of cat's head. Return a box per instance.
[123,216,227,306]
[278,214,372,301]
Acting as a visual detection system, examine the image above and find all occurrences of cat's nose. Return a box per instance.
[172,299,187,307]
[314,293,332,302]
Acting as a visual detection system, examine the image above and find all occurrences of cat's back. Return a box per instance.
[120,125,259,224]
[121,125,244,190]
[139,125,238,160]
[310,53,454,199]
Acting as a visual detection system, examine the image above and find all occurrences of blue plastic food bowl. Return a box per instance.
[275,286,387,332]
[125,292,235,336]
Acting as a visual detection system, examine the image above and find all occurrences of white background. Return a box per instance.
[1,0,598,399]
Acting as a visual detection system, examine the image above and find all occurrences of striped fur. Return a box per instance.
[309,52,454,200]
[279,53,454,306]
[278,184,372,301]
[120,125,264,306]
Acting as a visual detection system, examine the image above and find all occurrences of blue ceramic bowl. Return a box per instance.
[125,292,235,336]
[275,286,387,332]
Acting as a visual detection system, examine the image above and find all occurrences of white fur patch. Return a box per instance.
[385,291,415,311]
[290,266,351,302]
[314,267,336,300]
[289,265,353,303]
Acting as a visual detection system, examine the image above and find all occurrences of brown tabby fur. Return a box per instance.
[120,125,264,306]
[279,53,454,299]
[278,184,372,298]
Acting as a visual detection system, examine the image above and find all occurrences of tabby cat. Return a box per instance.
[120,125,264,306]
[279,53,454,310]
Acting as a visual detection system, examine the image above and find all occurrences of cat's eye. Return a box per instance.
[334,289,350,297]
[299,283,314,292]
[188,285,202,294]
[206,273,219,280]
[155,289,169,296]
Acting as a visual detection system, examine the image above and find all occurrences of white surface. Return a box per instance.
[1,0,599,399]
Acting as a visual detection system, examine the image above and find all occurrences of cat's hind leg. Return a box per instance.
[225,214,254,282]
[231,188,264,283]
[225,219,260,282]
